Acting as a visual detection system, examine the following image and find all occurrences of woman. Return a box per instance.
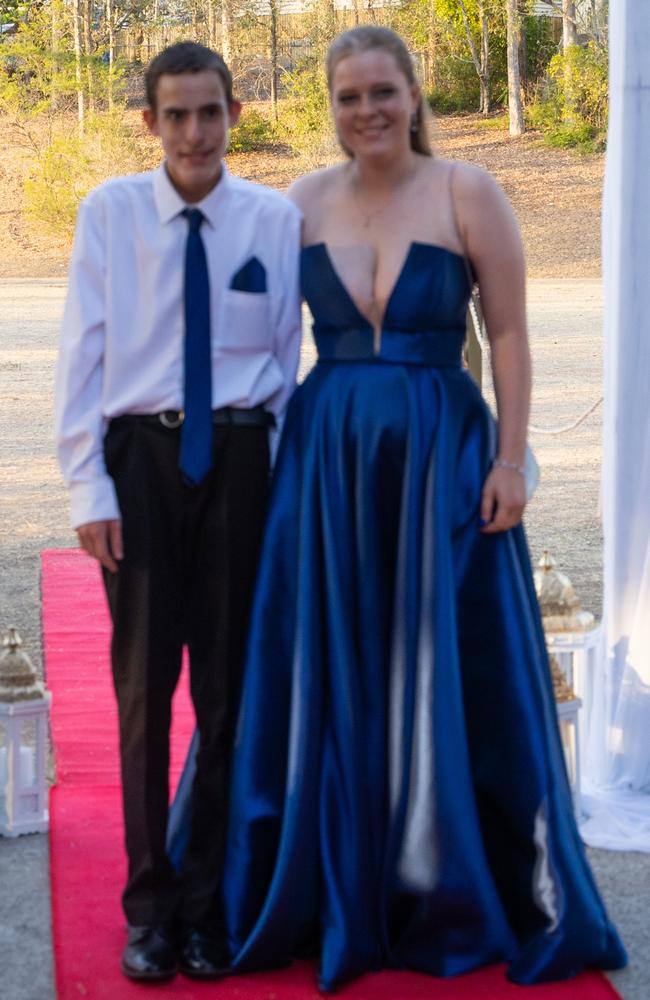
[174,24,626,991]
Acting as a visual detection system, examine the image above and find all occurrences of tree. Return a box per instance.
[456,0,490,114]
[562,0,579,49]
[506,0,525,134]
[71,0,85,129]
[221,0,232,63]
[269,0,279,118]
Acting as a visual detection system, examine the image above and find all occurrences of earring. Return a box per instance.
[410,112,419,134]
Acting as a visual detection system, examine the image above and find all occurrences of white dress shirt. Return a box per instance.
[55,163,302,529]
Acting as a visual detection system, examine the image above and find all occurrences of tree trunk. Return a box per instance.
[479,0,489,114]
[590,0,601,43]
[269,0,279,119]
[427,0,436,92]
[506,0,525,135]
[518,3,528,99]
[207,0,216,48]
[562,0,578,123]
[72,0,85,131]
[221,0,231,63]
[563,0,578,49]
[457,0,490,115]
[84,0,94,113]
[51,0,60,112]
[106,0,114,110]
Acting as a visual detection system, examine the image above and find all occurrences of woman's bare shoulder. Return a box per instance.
[287,164,346,212]
[435,157,503,201]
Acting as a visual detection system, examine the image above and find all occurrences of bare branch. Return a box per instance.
[456,0,481,76]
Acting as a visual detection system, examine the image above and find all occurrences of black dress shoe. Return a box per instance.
[121,924,177,981]
[179,926,229,979]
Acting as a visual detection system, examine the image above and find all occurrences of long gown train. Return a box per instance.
[170,241,626,991]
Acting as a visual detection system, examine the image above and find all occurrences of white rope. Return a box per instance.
[468,297,603,437]
[528,396,603,435]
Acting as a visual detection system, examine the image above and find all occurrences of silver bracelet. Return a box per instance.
[493,457,526,477]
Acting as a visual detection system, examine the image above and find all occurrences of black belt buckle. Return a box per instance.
[159,410,184,429]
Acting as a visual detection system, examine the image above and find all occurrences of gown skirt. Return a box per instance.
[169,242,626,991]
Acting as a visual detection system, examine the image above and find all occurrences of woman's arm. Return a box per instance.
[454,163,530,533]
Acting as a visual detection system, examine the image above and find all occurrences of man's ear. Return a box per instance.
[228,100,242,128]
[143,107,159,136]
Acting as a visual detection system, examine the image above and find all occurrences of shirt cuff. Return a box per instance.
[68,476,121,530]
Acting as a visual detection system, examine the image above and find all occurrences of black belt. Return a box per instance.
[111,405,275,430]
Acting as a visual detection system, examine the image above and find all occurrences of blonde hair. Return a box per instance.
[326,25,432,158]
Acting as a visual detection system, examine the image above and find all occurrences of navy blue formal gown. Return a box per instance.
[170,242,626,991]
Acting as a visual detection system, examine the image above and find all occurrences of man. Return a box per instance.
[55,42,301,982]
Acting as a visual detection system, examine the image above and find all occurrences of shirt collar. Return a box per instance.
[153,161,231,228]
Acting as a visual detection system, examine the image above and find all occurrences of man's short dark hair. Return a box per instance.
[144,42,234,110]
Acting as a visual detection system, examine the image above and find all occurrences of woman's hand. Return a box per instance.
[480,465,526,533]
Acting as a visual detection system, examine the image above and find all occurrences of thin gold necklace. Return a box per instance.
[352,186,396,229]
[351,166,416,229]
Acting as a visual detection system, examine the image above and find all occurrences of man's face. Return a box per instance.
[143,70,241,203]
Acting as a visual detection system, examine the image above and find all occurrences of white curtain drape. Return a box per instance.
[580,3,650,852]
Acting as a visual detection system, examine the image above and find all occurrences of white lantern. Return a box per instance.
[0,628,51,837]
[550,655,583,819]
[544,625,602,744]
[533,551,599,685]
[533,551,601,796]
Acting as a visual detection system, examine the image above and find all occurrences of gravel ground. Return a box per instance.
[0,277,648,1000]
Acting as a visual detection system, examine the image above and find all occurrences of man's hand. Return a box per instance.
[76,519,123,573]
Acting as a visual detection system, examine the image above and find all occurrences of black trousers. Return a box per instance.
[102,416,269,928]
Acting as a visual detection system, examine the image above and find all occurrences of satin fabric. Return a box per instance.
[170,242,626,990]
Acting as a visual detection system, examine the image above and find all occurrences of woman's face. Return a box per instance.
[330,48,419,161]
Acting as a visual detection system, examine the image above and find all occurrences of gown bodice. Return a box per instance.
[300,241,472,367]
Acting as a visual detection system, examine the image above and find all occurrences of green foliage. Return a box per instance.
[474,112,508,130]
[555,43,608,131]
[23,134,91,234]
[229,108,279,152]
[424,19,480,114]
[428,82,478,115]
[0,2,125,119]
[299,0,337,56]
[422,0,508,114]
[24,112,146,237]
[279,58,331,150]
[522,13,557,87]
[528,43,608,152]
[0,0,27,26]
[536,120,600,154]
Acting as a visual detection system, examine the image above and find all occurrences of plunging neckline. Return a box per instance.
[302,241,466,344]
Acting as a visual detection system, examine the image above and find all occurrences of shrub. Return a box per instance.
[229,108,280,152]
[523,14,558,90]
[24,111,146,237]
[278,58,331,150]
[528,42,608,151]
[428,85,478,115]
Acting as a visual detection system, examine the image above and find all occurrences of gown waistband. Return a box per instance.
[314,327,465,367]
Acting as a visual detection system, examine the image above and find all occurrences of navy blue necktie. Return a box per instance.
[180,208,212,485]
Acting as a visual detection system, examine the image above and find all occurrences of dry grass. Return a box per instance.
[0,108,603,279]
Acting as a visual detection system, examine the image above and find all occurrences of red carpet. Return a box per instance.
[44,547,621,1000]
